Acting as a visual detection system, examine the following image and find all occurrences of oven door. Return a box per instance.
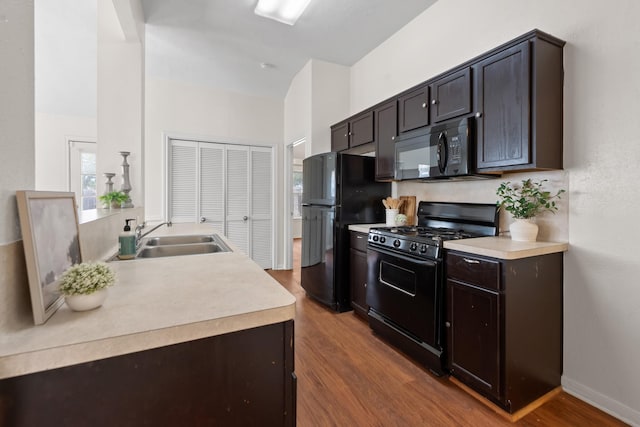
[366,245,443,350]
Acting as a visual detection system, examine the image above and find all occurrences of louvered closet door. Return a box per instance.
[169,140,197,223]
[199,144,225,234]
[250,148,272,268]
[226,146,250,255]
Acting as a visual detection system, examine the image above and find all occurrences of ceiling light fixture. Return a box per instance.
[254,0,312,26]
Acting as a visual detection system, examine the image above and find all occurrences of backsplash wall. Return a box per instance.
[396,169,569,242]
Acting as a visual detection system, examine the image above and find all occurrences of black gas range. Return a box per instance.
[366,201,499,375]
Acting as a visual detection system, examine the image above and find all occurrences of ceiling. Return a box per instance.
[142,0,438,99]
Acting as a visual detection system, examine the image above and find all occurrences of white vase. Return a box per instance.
[509,219,539,242]
[65,289,108,311]
[386,209,399,226]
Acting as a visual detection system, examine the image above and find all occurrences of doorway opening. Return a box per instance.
[284,138,305,270]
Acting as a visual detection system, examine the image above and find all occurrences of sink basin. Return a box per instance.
[110,233,232,261]
[137,243,227,258]
[145,235,215,246]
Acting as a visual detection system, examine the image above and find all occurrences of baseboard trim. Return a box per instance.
[562,376,639,426]
[450,376,562,422]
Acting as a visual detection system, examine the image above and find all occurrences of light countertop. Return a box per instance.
[0,224,295,380]
[444,236,569,260]
[348,223,386,233]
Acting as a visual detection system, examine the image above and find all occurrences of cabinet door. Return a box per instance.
[331,122,349,152]
[398,85,429,133]
[430,68,471,123]
[200,144,225,233]
[448,279,501,400]
[374,100,398,180]
[349,111,374,148]
[349,247,368,317]
[226,146,250,255]
[475,41,531,169]
[250,148,273,268]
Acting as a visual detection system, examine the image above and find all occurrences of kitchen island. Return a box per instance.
[0,224,296,426]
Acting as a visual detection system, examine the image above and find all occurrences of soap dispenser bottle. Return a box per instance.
[118,218,136,260]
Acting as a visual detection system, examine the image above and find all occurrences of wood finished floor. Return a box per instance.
[267,239,627,426]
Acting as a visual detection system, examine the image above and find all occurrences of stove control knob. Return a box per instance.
[372,235,379,242]
[380,236,386,243]
[420,244,427,253]
[410,243,418,251]
[393,239,401,248]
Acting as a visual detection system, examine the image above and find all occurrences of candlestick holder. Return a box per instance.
[119,151,134,208]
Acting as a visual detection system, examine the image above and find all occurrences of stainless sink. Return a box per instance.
[145,235,215,246]
[137,243,227,258]
[110,234,232,260]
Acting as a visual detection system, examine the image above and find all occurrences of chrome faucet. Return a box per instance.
[136,221,172,246]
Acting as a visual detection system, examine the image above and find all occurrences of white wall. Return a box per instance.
[350,0,640,423]
[310,60,350,156]
[284,61,312,152]
[0,0,35,244]
[97,0,144,206]
[35,113,97,191]
[34,0,97,193]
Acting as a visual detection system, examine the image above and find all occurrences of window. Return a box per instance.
[69,141,97,210]
[292,167,303,219]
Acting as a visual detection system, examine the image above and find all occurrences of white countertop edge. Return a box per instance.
[348,223,386,233]
[444,236,569,260]
[0,304,294,380]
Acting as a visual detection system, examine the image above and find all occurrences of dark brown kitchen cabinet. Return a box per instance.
[374,100,398,181]
[0,321,296,426]
[350,110,375,148]
[350,231,369,318]
[331,112,374,152]
[398,84,429,133]
[429,68,472,123]
[446,250,563,414]
[331,121,349,152]
[474,34,564,172]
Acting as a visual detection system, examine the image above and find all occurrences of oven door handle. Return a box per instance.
[369,245,438,267]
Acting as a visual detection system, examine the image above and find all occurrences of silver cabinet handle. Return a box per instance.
[445,321,451,328]
[475,112,482,118]
[391,136,395,140]
[432,99,437,105]
[463,257,480,264]
[200,217,206,223]
[421,102,427,108]
[356,235,363,239]
[243,216,249,221]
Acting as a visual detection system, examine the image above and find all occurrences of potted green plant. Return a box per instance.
[99,191,128,209]
[496,179,565,241]
[58,262,115,311]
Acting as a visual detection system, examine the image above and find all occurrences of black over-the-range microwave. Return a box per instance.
[394,117,491,181]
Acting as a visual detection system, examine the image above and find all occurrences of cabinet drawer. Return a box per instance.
[350,231,368,252]
[447,252,500,291]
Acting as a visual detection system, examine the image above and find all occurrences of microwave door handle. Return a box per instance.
[437,132,448,174]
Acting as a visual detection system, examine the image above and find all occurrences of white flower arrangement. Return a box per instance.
[58,262,115,296]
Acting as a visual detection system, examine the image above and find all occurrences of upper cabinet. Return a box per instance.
[398,84,430,133]
[331,121,349,152]
[474,36,564,172]
[330,29,565,176]
[429,68,472,123]
[374,100,398,181]
[331,111,374,152]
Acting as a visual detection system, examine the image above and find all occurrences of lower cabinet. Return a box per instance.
[350,231,369,317]
[0,321,296,427]
[446,251,563,413]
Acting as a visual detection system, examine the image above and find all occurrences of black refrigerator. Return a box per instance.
[301,152,390,312]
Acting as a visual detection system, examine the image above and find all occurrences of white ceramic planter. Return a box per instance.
[510,219,539,242]
[65,289,108,311]
[385,209,399,226]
